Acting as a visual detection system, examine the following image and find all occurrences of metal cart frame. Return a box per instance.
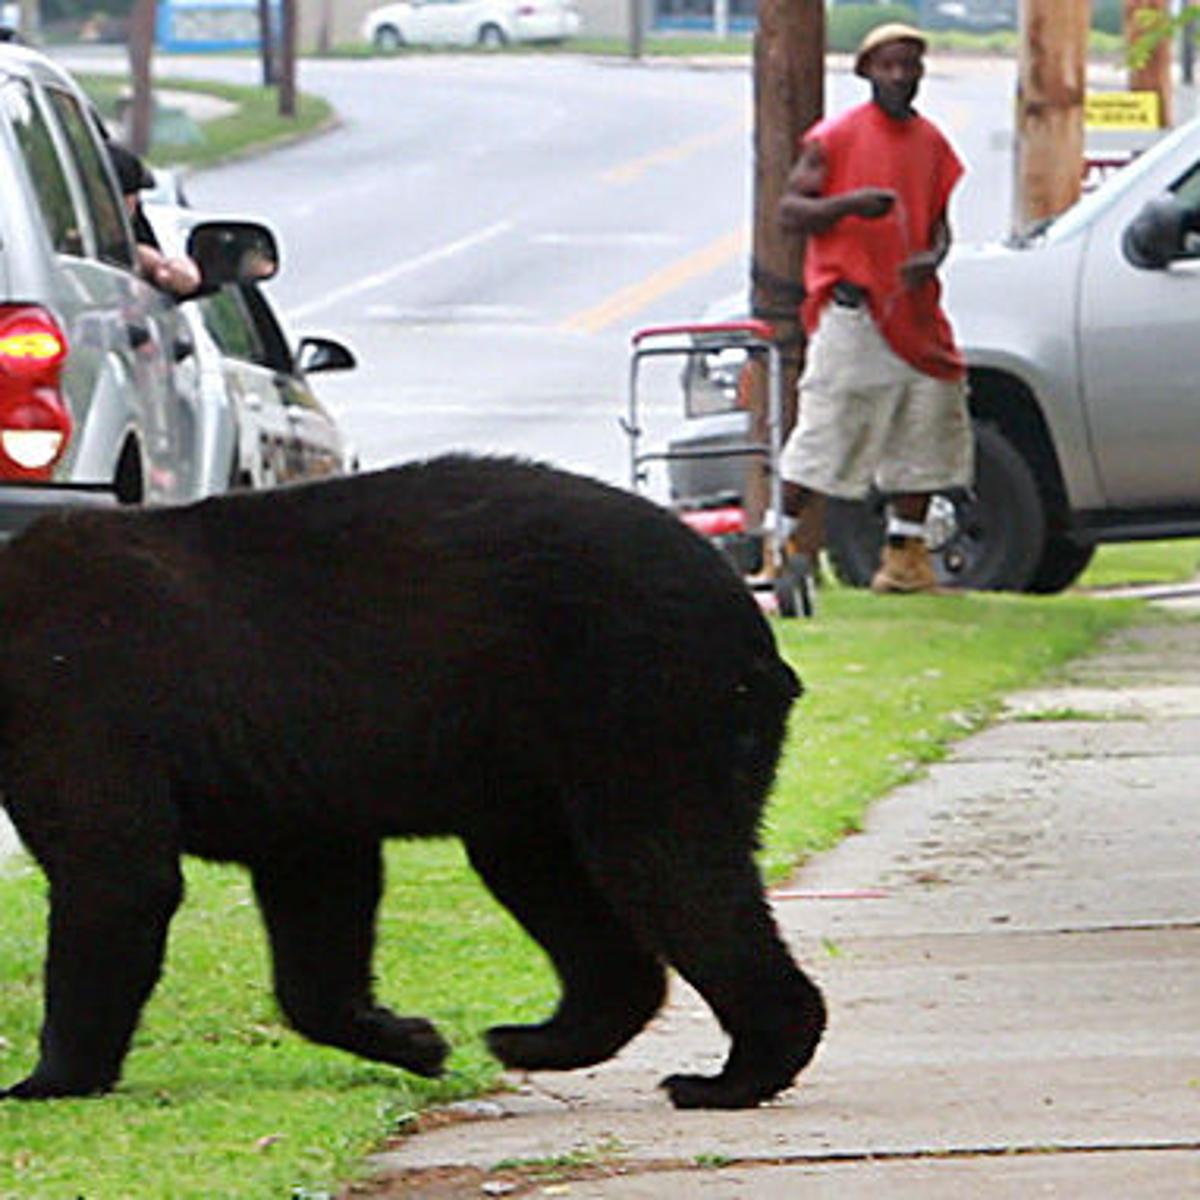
[625,319,813,617]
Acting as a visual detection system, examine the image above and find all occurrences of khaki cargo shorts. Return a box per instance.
[780,302,972,499]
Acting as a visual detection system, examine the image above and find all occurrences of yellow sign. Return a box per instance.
[1085,91,1161,130]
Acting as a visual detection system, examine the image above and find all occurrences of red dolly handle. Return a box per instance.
[631,319,777,345]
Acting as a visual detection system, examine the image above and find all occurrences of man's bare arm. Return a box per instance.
[779,140,898,235]
[899,210,951,289]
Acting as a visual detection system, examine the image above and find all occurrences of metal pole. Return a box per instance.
[714,0,729,41]
[629,0,643,60]
[278,0,297,117]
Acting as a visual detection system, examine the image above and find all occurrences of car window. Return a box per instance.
[240,284,293,374]
[198,285,267,364]
[1172,162,1200,209]
[0,78,85,257]
[43,87,134,270]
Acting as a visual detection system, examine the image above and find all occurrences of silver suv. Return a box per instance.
[0,41,266,536]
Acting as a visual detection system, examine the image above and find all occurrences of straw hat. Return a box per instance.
[854,22,927,77]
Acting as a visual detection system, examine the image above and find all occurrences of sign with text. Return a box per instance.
[1085,91,1162,130]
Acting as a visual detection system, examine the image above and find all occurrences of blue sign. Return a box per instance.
[157,0,281,53]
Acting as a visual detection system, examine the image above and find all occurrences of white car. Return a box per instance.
[363,0,581,50]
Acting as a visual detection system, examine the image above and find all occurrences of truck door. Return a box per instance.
[1079,161,1200,507]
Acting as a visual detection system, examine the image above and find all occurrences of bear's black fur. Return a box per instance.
[0,456,824,1108]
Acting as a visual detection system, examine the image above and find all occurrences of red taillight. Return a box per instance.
[0,305,72,480]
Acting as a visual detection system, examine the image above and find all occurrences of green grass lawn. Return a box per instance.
[79,74,334,171]
[0,583,1147,1198]
[1077,538,1200,589]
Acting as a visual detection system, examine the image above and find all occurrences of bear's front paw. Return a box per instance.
[388,1016,450,1078]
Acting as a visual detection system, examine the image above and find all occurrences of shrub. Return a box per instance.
[827,4,920,55]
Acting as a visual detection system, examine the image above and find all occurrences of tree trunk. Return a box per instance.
[1014,0,1089,233]
[1126,0,1172,126]
[278,0,297,118]
[746,0,824,555]
[126,0,156,157]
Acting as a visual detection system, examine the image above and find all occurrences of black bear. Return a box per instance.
[0,456,825,1108]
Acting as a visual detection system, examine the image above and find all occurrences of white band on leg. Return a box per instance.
[885,516,927,541]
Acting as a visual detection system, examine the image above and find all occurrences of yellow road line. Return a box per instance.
[602,117,748,186]
[559,227,747,337]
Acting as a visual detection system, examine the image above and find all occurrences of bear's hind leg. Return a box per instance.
[636,848,826,1110]
[250,839,448,1077]
[465,822,666,1072]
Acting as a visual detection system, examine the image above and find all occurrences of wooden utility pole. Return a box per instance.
[1126,0,1172,126]
[127,0,156,157]
[745,0,823,546]
[1014,0,1089,233]
[317,0,334,55]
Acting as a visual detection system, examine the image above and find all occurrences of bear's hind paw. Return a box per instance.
[660,1071,787,1110]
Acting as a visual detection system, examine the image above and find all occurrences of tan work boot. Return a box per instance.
[870,539,938,594]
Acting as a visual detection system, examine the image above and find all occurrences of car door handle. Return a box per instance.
[126,321,152,349]
[172,336,195,363]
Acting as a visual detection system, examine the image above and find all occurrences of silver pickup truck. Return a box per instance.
[825,113,1200,592]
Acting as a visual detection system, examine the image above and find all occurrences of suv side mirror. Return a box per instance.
[187,221,280,288]
[297,336,356,374]
[1123,194,1187,270]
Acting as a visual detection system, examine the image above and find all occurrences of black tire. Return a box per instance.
[478,23,508,47]
[373,25,403,51]
[1025,536,1096,594]
[825,421,1048,593]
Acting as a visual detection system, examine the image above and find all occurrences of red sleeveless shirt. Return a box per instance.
[800,102,965,382]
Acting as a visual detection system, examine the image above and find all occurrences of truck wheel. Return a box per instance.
[1025,537,1096,594]
[825,422,1048,592]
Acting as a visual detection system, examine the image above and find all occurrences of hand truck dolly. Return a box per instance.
[625,319,814,618]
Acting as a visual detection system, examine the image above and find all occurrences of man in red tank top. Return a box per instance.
[777,23,972,594]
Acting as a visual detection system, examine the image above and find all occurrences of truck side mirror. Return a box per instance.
[187,221,280,288]
[1122,194,1186,270]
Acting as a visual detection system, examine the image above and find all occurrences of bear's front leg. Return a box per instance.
[3,854,183,1100]
[250,839,449,1077]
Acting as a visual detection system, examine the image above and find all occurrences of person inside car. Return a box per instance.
[107,141,203,298]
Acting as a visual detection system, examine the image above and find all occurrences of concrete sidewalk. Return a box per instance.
[366,607,1200,1198]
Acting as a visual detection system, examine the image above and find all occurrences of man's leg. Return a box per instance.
[781,481,826,559]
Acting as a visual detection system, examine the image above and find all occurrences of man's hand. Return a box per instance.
[899,212,952,290]
[899,249,941,289]
[136,244,202,298]
[847,188,897,220]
